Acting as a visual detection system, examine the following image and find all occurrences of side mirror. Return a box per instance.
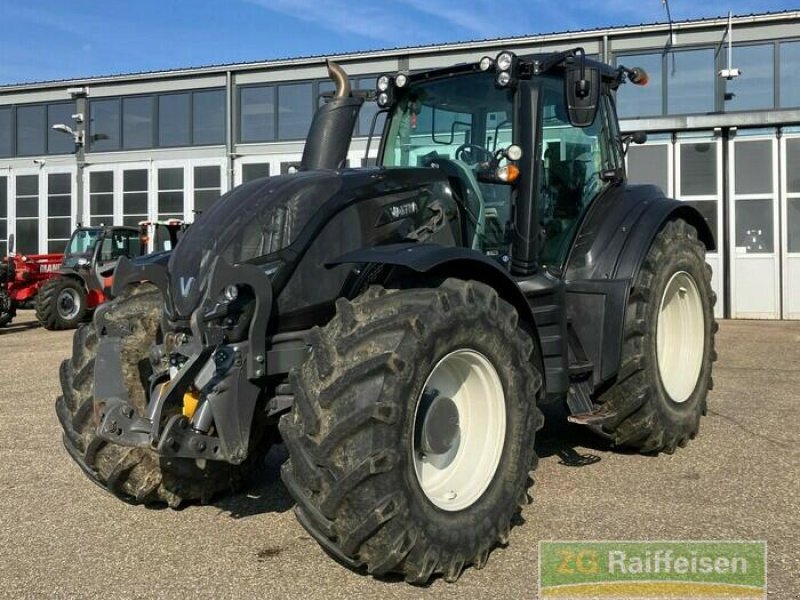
[564,64,601,128]
[7,234,14,255]
[622,131,648,155]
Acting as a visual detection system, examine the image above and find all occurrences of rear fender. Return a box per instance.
[564,184,715,386]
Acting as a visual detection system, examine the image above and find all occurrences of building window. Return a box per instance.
[616,53,664,118]
[158,167,184,220]
[0,176,7,256]
[734,140,774,254]
[122,170,149,227]
[193,90,226,145]
[122,96,154,150]
[239,86,275,143]
[627,144,669,194]
[680,142,717,196]
[193,166,221,215]
[277,83,313,140]
[89,171,114,226]
[667,48,716,115]
[788,140,800,253]
[725,44,775,111]
[0,108,11,157]
[90,99,121,152]
[16,105,46,156]
[47,103,76,155]
[158,94,191,147]
[15,175,39,254]
[780,42,800,108]
[47,173,72,253]
[242,162,270,182]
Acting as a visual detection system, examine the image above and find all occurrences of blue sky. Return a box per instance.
[0,0,796,84]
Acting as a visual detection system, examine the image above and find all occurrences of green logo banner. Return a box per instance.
[539,541,766,599]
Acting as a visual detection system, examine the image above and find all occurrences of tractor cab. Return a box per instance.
[138,219,188,254]
[377,49,648,276]
[34,225,144,330]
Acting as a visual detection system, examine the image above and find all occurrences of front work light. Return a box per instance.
[496,51,514,72]
[395,73,408,88]
[377,75,391,92]
[496,71,512,87]
[479,56,494,72]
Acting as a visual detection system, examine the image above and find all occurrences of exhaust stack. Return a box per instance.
[300,61,363,171]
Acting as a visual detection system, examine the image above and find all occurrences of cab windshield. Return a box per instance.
[66,229,100,257]
[382,71,515,256]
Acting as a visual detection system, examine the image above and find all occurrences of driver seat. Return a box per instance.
[427,158,486,250]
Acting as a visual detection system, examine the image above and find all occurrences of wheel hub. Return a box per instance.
[419,394,460,455]
[57,288,80,320]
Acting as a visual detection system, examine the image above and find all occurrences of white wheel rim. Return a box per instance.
[656,271,705,403]
[57,288,80,320]
[412,349,506,512]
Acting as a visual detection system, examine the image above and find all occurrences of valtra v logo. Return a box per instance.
[179,276,195,297]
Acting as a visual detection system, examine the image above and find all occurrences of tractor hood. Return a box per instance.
[166,167,452,318]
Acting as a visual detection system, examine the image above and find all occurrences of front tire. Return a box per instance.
[280,279,544,583]
[36,276,87,330]
[56,284,268,506]
[593,218,717,453]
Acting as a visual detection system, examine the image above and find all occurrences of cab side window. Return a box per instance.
[538,77,617,268]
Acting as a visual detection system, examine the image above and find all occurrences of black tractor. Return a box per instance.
[57,52,716,583]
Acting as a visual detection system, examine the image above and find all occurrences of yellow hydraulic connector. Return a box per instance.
[182,390,200,419]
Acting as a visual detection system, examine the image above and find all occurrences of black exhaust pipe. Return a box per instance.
[300,61,363,171]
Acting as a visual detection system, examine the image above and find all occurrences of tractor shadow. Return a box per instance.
[535,402,634,467]
[213,443,295,518]
[0,320,41,335]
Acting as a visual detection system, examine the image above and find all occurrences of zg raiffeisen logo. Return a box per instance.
[538,541,766,599]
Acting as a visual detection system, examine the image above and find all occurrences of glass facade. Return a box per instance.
[242,163,270,182]
[122,96,154,150]
[240,86,275,142]
[0,108,11,157]
[616,53,663,118]
[158,94,191,147]
[193,165,221,214]
[668,49,716,115]
[89,171,114,226]
[47,104,76,154]
[47,173,72,253]
[725,44,774,111]
[16,105,46,156]
[780,41,800,108]
[158,167,184,220]
[277,83,313,140]
[15,175,39,254]
[123,169,149,227]
[90,99,121,152]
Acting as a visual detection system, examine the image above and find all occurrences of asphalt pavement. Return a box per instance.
[0,311,797,599]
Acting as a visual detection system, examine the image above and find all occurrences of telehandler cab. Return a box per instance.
[57,49,716,583]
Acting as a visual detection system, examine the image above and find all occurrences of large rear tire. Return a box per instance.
[280,279,544,583]
[56,284,270,507]
[592,218,717,453]
[36,276,87,330]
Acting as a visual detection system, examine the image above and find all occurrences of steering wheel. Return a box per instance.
[455,144,492,166]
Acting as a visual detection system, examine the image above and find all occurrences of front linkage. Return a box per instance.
[93,257,286,465]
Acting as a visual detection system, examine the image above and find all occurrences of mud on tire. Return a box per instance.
[56,284,267,507]
[592,218,718,454]
[280,278,544,583]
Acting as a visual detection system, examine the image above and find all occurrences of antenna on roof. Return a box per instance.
[662,0,675,48]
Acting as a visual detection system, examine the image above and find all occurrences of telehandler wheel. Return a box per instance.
[36,276,87,330]
[593,218,717,454]
[56,284,270,507]
[280,279,544,584]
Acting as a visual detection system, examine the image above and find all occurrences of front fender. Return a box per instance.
[329,242,545,379]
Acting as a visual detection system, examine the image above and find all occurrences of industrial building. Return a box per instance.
[1,10,798,319]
